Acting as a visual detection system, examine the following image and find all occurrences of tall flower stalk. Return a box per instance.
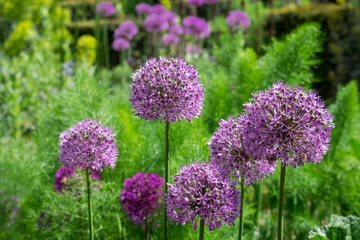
[242,81,334,240]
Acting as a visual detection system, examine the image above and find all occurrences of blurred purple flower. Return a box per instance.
[114,21,138,40]
[121,172,164,227]
[96,1,116,18]
[166,162,240,231]
[183,16,210,39]
[243,81,334,167]
[129,57,204,123]
[161,33,179,46]
[164,11,178,25]
[226,10,251,30]
[188,0,205,6]
[112,38,130,51]
[169,25,184,35]
[144,14,169,32]
[136,2,152,15]
[62,61,74,75]
[186,44,202,54]
[204,0,218,4]
[149,4,167,14]
[127,58,135,65]
[58,119,118,171]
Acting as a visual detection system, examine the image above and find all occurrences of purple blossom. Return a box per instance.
[112,38,130,51]
[169,25,184,35]
[62,61,74,75]
[129,57,204,123]
[114,21,138,40]
[136,2,152,15]
[186,45,202,54]
[226,10,251,30]
[164,11,178,25]
[209,115,276,185]
[161,33,179,46]
[243,81,334,168]
[149,4,167,14]
[188,0,205,6]
[144,14,169,32]
[204,0,218,4]
[58,119,118,171]
[96,1,116,18]
[121,172,164,227]
[166,162,240,231]
[183,16,210,39]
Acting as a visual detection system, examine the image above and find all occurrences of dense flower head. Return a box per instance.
[243,81,334,167]
[149,4,167,14]
[121,172,164,227]
[188,0,205,6]
[144,14,169,32]
[114,21,138,40]
[112,38,130,51]
[129,57,204,123]
[226,10,251,30]
[161,33,179,46]
[164,11,178,25]
[136,2,152,15]
[209,115,276,185]
[166,162,240,231]
[169,25,184,35]
[58,119,118,171]
[54,166,102,193]
[183,16,210,39]
[186,44,202,54]
[96,1,116,18]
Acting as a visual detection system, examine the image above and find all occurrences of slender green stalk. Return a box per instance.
[164,121,170,240]
[238,179,245,240]
[103,21,110,68]
[145,217,149,240]
[277,165,286,240]
[254,183,262,225]
[199,219,205,240]
[86,168,94,240]
[95,14,101,69]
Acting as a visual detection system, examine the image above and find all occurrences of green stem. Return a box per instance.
[199,219,204,240]
[86,167,94,240]
[164,121,169,240]
[238,179,245,240]
[95,13,101,69]
[145,217,149,240]
[103,21,110,68]
[277,165,286,240]
[254,182,262,225]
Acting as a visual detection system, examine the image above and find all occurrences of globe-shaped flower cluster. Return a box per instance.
[96,1,116,18]
[243,81,334,167]
[114,21,138,40]
[121,172,164,226]
[58,119,118,171]
[226,10,251,31]
[166,162,240,231]
[183,16,210,39]
[129,57,204,123]
[209,115,277,185]
[161,33,179,46]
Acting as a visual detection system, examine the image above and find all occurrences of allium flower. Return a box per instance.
[186,44,202,54]
[54,166,102,193]
[209,115,277,185]
[96,1,116,18]
[226,10,251,30]
[58,119,118,171]
[144,14,169,32]
[166,162,240,231]
[121,172,164,227]
[183,16,210,39]
[161,33,179,46]
[149,4,167,14]
[129,57,204,123]
[114,21,138,40]
[188,0,205,6]
[164,11,178,25]
[243,81,334,168]
[112,38,130,51]
[136,2,152,15]
[169,25,184,35]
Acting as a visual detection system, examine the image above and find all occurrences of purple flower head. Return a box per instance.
[114,21,138,40]
[183,16,210,39]
[204,0,218,4]
[166,162,240,231]
[226,10,251,30]
[186,45,202,54]
[161,33,179,46]
[149,4,167,14]
[164,11,178,25]
[121,172,164,227]
[243,81,334,168]
[209,115,277,185]
[62,61,74,76]
[188,0,205,6]
[129,57,204,123]
[112,38,130,51]
[96,1,116,18]
[58,119,118,171]
[169,25,184,35]
[144,14,169,32]
[54,166,102,193]
[136,2,152,15]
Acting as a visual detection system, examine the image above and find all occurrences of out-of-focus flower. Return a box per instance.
[121,172,164,227]
[136,2,152,15]
[76,34,97,64]
[3,20,36,56]
[226,10,251,30]
[204,0,218,4]
[186,44,202,54]
[58,119,118,171]
[112,38,130,51]
[243,81,334,167]
[166,162,240,231]
[161,33,179,46]
[62,61,74,76]
[187,0,205,7]
[148,4,167,14]
[144,14,169,32]
[164,11,178,25]
[114,21,138,40]
[129,57,204,123]
[183,16,210,39]
[169,25,184,35]
[96,1,116,18]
